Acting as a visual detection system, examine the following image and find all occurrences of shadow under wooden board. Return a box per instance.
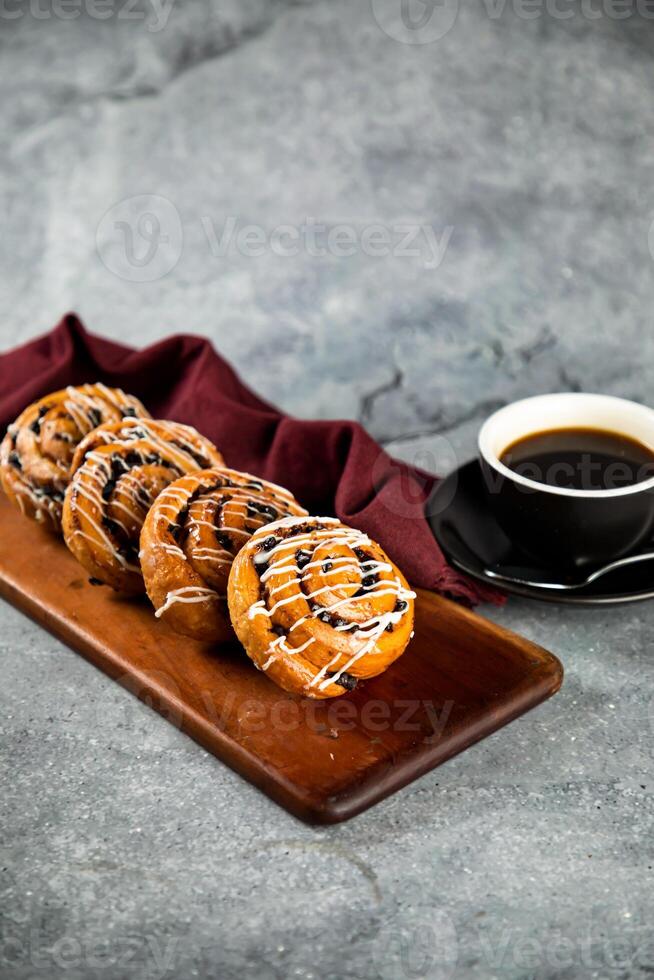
[0,493,563,824]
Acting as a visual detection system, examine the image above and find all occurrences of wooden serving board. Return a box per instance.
[0,494,563,823]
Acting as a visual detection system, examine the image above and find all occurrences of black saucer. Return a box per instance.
[427,460,654,605]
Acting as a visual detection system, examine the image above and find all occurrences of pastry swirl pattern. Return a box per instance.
[228,515,416,699]
[0,384,149,532]
[140,467,307,642]
[62,417,223,593]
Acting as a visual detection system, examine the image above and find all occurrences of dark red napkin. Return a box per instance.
[0,314,502,605]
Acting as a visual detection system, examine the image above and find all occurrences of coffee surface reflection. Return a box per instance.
[500,427,654,491]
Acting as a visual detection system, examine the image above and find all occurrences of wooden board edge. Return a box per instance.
[1,576,564,824]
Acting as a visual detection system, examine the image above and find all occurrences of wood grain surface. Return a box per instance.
[0,494,563,823]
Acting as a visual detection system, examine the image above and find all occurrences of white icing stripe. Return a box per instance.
[98,418,208,473]
[250,515,342,537]
[263,558,392,587]
[11,477,61,520]
[262,636,315,672]
[253,530,370,570]
[316,585,416,691]
[94,382,140,413]
[267,566,395,599]
[324,586,415,616]
[190,549,232,562]
[241,518,414,692]
[70,472,138,566]
[76,457,148,530]
[310,651,342,689]
[73,482,129,536]
[248,600,268,620]
[261,553,354,583]
[157,543,186,560]
[65,396,95,436]
[155,586,219,618]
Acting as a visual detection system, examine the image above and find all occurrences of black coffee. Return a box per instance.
[500,427,654,491]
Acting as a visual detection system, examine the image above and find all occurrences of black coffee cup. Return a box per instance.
[478,393,654,569]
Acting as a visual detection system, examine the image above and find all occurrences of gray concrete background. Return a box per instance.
[1,2,653,978]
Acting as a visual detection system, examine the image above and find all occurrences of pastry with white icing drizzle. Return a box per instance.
[140,467,307,642]
[227,515,416,699]
[62,417,223,593]
[0,384,149,532]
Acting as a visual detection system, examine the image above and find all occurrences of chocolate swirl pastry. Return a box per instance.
[228,516,416,699]
[140,467,307,643]
[62,418,223,593]
[0,384,149,532]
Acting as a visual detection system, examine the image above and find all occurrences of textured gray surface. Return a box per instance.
[1,2,653,978]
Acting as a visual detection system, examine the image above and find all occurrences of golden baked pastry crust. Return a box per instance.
[227,515,415,699]
[0,384,149,532]
[62,417,223,593]
[140,467,307,643]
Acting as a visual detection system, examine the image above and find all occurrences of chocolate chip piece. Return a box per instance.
[169,522,183,543]
[395,599,408,613]
[296,549,312,570]
[135,486,151,508]
[87,408,102,429]
[102,516,123,538]
[215,530,232,550]
[361,575,377,588]
[247,500,278,522]
[118,544,139,562]
[145,452,166,466]
[385,623,394,633]
[354,547,368,561]
[88,577,104,586]
[171,441,210,469]
[328,671,358,691]
[30,405,50,434]
[271,624,286,637]
[322,561,333,573]
[260,536,279,552]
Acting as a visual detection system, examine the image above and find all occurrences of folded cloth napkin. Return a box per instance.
[0,314,503,605]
